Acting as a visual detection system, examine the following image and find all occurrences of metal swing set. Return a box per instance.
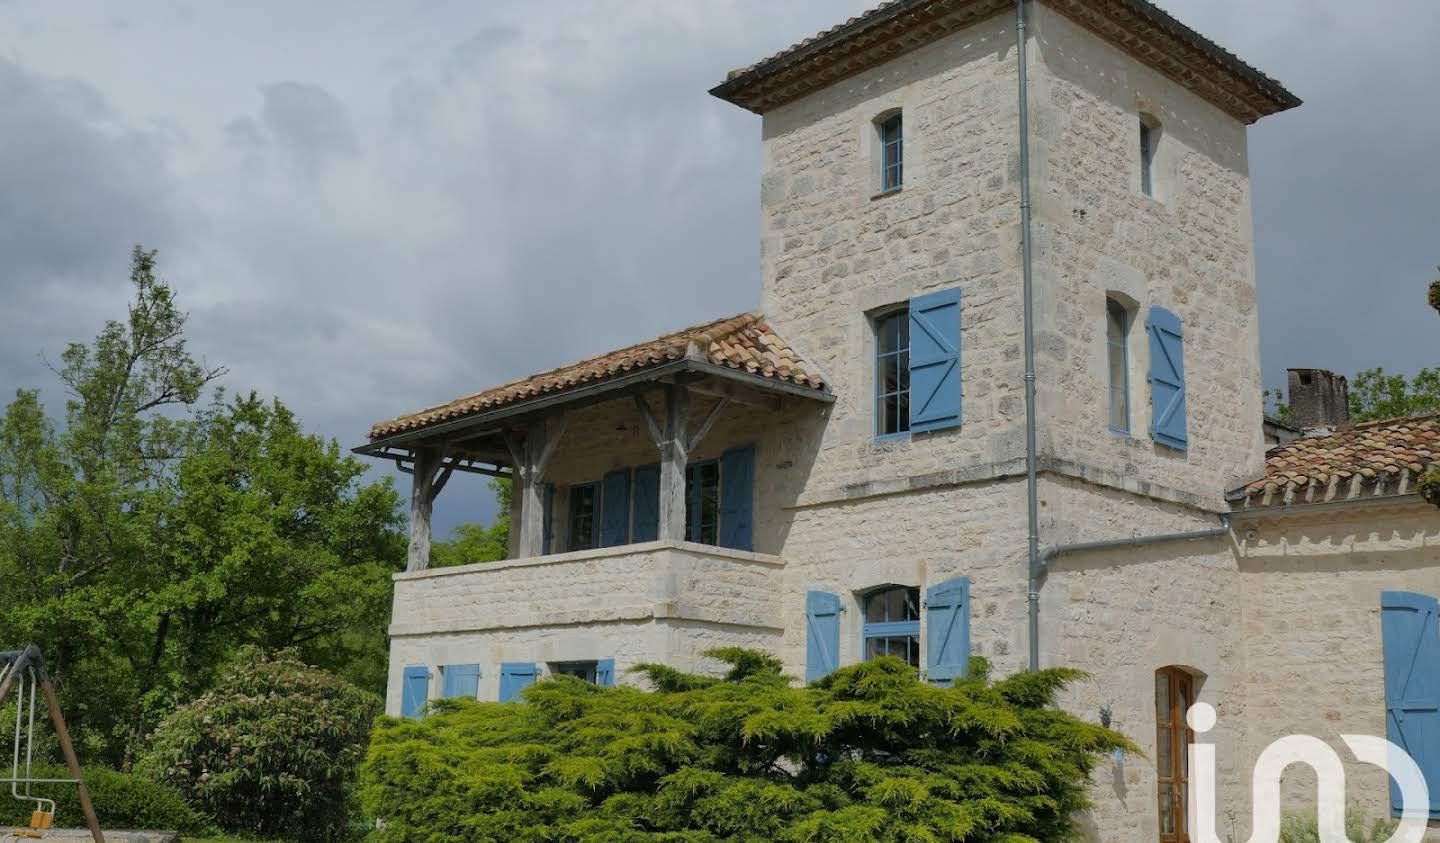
[0,647,104,843]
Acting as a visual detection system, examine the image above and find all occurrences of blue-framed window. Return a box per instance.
[880,113,903,192]
[568,482,598,551]
[1107,297,1131,434]
[863,586,920,667]
[552,661,598,683]
[875,308,910,437]
[1140,119,1157,197]
[685,460,720,545]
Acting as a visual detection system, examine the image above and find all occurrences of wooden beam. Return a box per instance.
[685,379,782,411]
[507,416,567,558]
[687,398,730,453]
[406,446,440,572]
[657,384,690,542]
[633,394,664,445]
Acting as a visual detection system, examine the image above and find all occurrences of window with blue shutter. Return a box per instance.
[400,666,429,719]
[875,308,911,437]
[441,664,481,700]
[499,662,538,703]
[1381,591,1440,818]
[926,578,971,686]
[600,469,632,547]
[805,591,843,683]
[596,659,616,688]
[1147,306,1188,450]
[685,461,720,545]
[719,444,755,551]
[633,464,660,542]
[908,288,962,433]
[541,483,556,555]
[568,483,599,551]
[863,586,920,667]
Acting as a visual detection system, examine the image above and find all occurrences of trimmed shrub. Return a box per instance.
[137,648,379,842]
[0,766,212,834]
[362,648,1134,842]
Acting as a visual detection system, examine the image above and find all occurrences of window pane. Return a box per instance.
[881,354,899,396]
[1176,786,1187,836]
[905,636,921,668]
[866,637,885,661]
[1156,672,1171,724]
[1156,727,1172,775]
[865,593,887,624]
[1159,784,1175,834]
[897,393,910,433]
[898,351,910,393]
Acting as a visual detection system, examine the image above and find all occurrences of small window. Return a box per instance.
[1106,297,1131,433]
[568,483,598,551]
[551,661,598,683]
[1156,667,1197,843]
[685,461,720,545]
[1140,118,1158,197]
[879,113,903,192]
[863,586,921,668]
[875,308,911,437]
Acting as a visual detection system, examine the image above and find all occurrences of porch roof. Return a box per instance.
[364,312,829,446]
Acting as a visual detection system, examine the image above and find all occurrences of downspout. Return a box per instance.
[1015,0,1043,672]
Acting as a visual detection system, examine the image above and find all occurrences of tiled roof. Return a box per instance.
[369,313,826,440]
[1233,415,1440,508]
[710,0,1301,123]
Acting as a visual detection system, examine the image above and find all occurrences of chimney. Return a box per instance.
[1287,368,1350,432]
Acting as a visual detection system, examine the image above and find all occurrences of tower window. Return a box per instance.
[1155,667,1196,843]
[875,308,910,436]
[880,113,903,192]
[863,585,920,667]
[1140,117,1158,197]
[1107,297,1131,433]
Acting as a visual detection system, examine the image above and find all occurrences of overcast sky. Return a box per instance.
[1,0,1436,534]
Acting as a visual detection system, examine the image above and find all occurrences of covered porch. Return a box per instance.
[355,313,831,572]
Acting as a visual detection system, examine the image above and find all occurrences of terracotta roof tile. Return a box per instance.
[1236,415,1440,505]
[369,313,826,440]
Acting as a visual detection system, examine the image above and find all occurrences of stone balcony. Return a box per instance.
[390,540,786,639]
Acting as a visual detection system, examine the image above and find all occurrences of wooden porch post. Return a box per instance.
[503,416,567,558]
[407,446,454,572]
[634,384,728,543]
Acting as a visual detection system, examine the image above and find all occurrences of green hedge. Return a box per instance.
[0,765,213,834]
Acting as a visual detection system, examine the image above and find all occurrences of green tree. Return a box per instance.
[0,247,404,764]
[1348,368,1440,423]
[431,477,512,567]
[362,649,1134,843]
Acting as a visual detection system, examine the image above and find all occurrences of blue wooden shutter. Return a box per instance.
[926,578,971,686]
[633,464,660,543]
[719,445,755,551]
[596,659,616,688]
[1381,591,1440,817]
[1146,307,1188,450]
[600,469,632,547]
[499,662,538,703]
[541,483,556,555]
[909,288,962,433]
[400,666,429,719]
[441,664,481,699]
[805,591,843,683]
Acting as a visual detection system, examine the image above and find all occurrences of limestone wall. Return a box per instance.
[385,541,784,714]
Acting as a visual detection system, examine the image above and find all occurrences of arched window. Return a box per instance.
[863,585,920,667]
[1155,666,1197,843]
[1106,296,1132,433]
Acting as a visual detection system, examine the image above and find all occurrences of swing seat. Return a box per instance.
[28,811,51,830]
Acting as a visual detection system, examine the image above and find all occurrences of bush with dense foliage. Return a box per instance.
[362,649,1133,842]
[0,765,213,834]
[137,648,379,841]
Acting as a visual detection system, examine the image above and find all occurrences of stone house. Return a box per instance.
[357,1,1440,839]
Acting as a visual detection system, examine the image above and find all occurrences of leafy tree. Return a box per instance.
[138,648,380,842]
[362,649,1133,843]
[432,477,512,567]
[1348,368,1440,423]
[0,247,404,764]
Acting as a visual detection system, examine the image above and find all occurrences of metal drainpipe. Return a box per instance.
[1040,520,1232,567]
[1015,0,1043,673]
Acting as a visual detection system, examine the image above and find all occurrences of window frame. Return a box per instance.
[1107,296,1132,435]
[551,661,599,683]
[1155,666,1196,843]
[874,306,911,439]
[1140,117,1159,198]
[862,585,921,668]
[879,113,904,193]
[567,481,599,552]
[684,459,720,545]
